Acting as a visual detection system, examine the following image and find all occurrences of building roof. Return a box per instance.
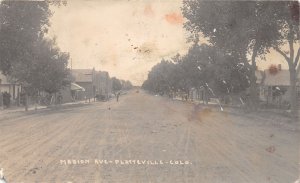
[260,69,300,86]
[72,69,93,83]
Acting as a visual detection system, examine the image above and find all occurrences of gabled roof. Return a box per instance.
[72,69,93,83]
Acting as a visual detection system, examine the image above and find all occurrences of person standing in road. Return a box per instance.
[57,92,63,105]
[116,92,120,102]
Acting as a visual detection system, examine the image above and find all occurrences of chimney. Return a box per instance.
[278,64,281,71]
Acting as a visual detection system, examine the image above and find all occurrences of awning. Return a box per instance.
[71,83,85,91]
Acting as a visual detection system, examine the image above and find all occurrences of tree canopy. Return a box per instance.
[111,77,122,93]
[142,44,250,97]
[182,0,299,115]
[0,1,70,95]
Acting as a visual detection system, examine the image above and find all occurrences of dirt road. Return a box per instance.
[0,90,299,183]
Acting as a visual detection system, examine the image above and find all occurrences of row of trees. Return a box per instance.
[111,77,133,94]
[143,1,299,116]
[142,43,250,101]
[0,1,70,110]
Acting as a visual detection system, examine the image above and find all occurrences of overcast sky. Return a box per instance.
[48,0,290,85]
[48,0,191,85]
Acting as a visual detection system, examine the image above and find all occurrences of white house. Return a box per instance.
[256,64,300,107]
[0,73,21,104]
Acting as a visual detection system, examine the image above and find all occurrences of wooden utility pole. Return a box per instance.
[0,79,3,109]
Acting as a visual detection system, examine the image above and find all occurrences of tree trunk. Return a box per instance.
[249,45,259,110]
[0,93,3,110]
[25,93,28,112]
[204,88,208,104]
[289,68,298,118]
[274,46,298,118]
[17,89,20,106]
[34,94,38,111]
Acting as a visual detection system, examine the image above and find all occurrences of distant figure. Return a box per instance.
[116,92,120,102]
[57,92,63,105]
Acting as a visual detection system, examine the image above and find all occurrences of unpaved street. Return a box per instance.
[0,90,299,183]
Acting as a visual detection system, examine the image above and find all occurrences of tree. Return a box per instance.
[111,77,122,94]
[122,80,133,90]
[142,43,250,104]
[142,59,177,95]
[183,1,299,116]
[210,54,251,105]
[7,38,71,109]
[182,1,282,108]
[0,1,70,110]
[0,1,51,75]
[180,43,250,103]
[271,1,299,117]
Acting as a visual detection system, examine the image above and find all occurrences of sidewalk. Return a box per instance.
[173,97,223,108]
[172,96,298,120]
[0,99,94,117]
[172,97,298,132]
[0,105,47,115]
